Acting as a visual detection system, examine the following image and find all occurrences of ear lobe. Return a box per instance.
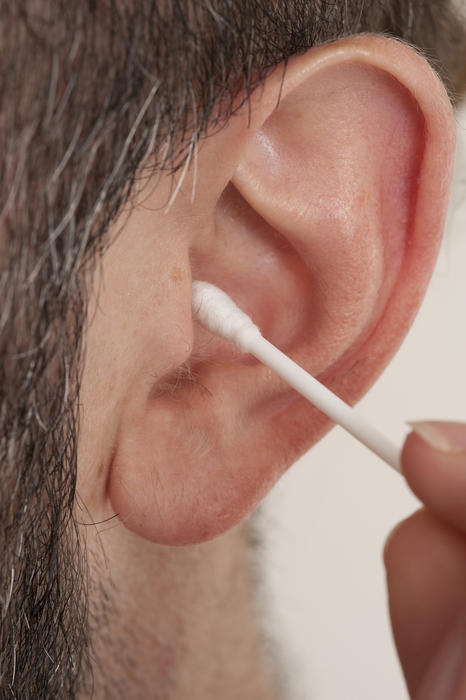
[108,36,455,546]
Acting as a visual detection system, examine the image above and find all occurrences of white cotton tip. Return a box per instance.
[191,281,262,353]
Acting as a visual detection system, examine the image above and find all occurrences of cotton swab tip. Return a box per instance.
[192,281,262,352]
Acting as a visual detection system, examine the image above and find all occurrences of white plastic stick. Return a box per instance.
[192,281,402,473]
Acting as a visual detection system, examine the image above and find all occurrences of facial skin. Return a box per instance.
[75,36,457,697]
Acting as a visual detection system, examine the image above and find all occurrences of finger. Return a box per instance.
[384,508,466,698]
[402,422,466,534]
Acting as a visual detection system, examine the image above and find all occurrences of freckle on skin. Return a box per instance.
[170,266,184,284]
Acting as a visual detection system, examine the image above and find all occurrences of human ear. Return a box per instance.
[106,35,455,545]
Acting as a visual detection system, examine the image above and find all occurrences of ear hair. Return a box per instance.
[150,362,213,400]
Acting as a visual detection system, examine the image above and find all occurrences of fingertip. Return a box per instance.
[401,425,466,534]
[384,509,466,696]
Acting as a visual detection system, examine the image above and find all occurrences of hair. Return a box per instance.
[1,1,465,696]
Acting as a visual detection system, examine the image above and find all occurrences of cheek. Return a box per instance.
[76,222,193,515]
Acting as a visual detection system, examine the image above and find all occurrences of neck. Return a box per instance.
[83,521,278,700]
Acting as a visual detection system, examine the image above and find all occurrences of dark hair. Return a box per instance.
[1,1,465,696]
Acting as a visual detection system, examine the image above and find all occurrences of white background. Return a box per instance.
[261,102,466,699]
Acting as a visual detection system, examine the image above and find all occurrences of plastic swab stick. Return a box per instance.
[192,281,402,473]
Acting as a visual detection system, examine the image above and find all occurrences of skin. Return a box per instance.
[76,36,459,697]
[386,425,466,699]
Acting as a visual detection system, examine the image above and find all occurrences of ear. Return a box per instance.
[107,35,455,545]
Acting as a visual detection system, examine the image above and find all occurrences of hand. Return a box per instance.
[385,421,466,699]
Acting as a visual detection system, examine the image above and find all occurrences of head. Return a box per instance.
[1,1,465,696]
